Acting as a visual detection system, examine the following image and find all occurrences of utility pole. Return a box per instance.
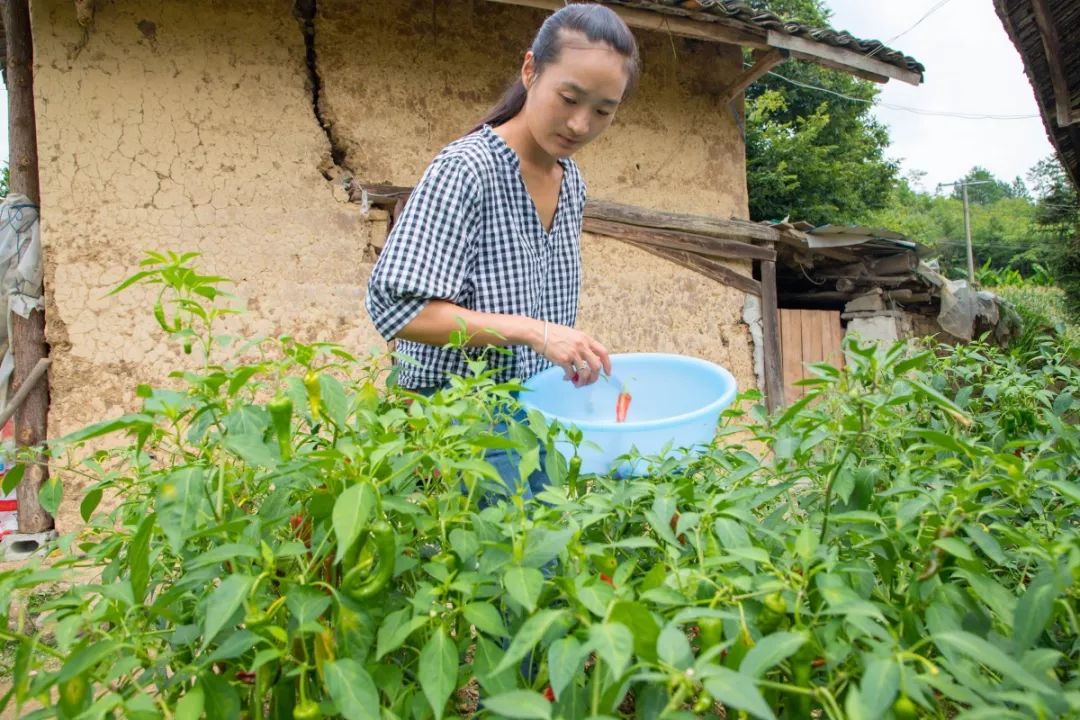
[937,180,992,284]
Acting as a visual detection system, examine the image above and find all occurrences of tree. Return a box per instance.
[745,1,898,225]
[949,166,1019,205]
[0,166,8,198]
[1028,155,1080,316]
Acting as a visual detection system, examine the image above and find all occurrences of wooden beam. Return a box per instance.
[355,186,786,246]
[760,258,784,411]
[583,217,776,262]
[765,30,922,86]
[585,198,782,244]
[1030,0,1078,127]
[484,0,769,49]
[719,49,787,104]
[628,243,762,297]
[3,0,53,534]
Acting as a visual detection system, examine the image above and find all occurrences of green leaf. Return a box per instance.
[493,609,567,675]
[285,585,331,633]
[332,482,375,561]
[481,690,553,720]
[702,666,776,720]
[548,636,584,699]
[174,683,205,720]
[474,636,517,697]
[201,672,241,720]
[80,486,103,522]
[739,632,806,678]
[503,566,544,613]
[608,601,660,664]
[419,626,457,720]
[935,631,1056,695]
[588,622,634,680]
[207,630,259,663]
[1013,571,1058,653]
[859,657,899,719]
[657,624,693,670]
[157,467,210,553]
[1,463,24,495]
[464,602,508,638]
[56,641,121,683]
[222,432,278,469]
[933,537,975,561]
[376,608,427,660]
[202,575,253,648]
[795,526,818,562]
[128,513,155,602]
[319,373,350,427]
[38,476,62,517]
[324,658,380,720]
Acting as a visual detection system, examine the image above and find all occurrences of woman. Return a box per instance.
[366,4,640,497]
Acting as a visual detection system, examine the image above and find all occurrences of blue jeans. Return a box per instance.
[412,387,549,501]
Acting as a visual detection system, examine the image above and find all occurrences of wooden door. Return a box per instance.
[780,309,845,403]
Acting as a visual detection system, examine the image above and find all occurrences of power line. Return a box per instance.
[765,71,1041,120]
[866,0,957,59]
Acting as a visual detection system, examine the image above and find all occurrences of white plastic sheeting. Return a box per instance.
[0,194,43,409]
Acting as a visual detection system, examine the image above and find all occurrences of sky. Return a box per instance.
[825,0,1055,194]
[0,0,1058,196]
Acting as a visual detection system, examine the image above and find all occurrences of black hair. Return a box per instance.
[471,3,640,133]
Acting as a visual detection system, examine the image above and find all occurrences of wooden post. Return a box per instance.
[3,0,53,533]
[760,255,784,412]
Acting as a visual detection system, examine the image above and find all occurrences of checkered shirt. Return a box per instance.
[366,125,586,389]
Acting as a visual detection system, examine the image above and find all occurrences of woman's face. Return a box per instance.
[521,32,630,159]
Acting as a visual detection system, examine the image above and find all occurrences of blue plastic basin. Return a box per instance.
[520,353,738,476]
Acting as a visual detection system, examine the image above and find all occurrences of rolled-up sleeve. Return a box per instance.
[365,156,481,341]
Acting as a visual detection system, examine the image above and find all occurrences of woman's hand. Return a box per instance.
[536,322,612,387]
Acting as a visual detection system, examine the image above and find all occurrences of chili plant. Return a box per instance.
[0,252,1077,720]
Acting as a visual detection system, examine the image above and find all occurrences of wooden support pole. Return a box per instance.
[1030,0,1078,127]
[760,257,784,412]
[3,0,53,533]
[718,49,787,104]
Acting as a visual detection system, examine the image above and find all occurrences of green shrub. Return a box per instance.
[0,254,1077,719]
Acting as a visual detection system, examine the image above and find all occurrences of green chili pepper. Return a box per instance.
[698,618,724,652]
[268,394,293,460]
[244,608,272,629]
[792,635,816,717]
[692,690,714,714]
[342,521,395,601]
[293,700,320,720]
[892,695,918,720]
[567,454,582,498]
[304,370,322,422]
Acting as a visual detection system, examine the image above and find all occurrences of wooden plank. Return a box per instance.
[826,311,845,369]
[1029,0,1077,127]
[719,49,787,104]
[585,198,782,243]
[780,309,804,403]
[583,217,776,261]
[802,310,823,370]
[628,243,762,296]
[765,30,923,86]
[484,0,769,49]
[760,259,783,411]
[5,0,53,535]
[356,186,785,247]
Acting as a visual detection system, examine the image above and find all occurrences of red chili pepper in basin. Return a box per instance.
[615,390,632,423]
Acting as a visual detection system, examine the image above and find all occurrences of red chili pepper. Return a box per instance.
[599,572,614,587]
[615,390,632,423]
[543,686,556,702]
